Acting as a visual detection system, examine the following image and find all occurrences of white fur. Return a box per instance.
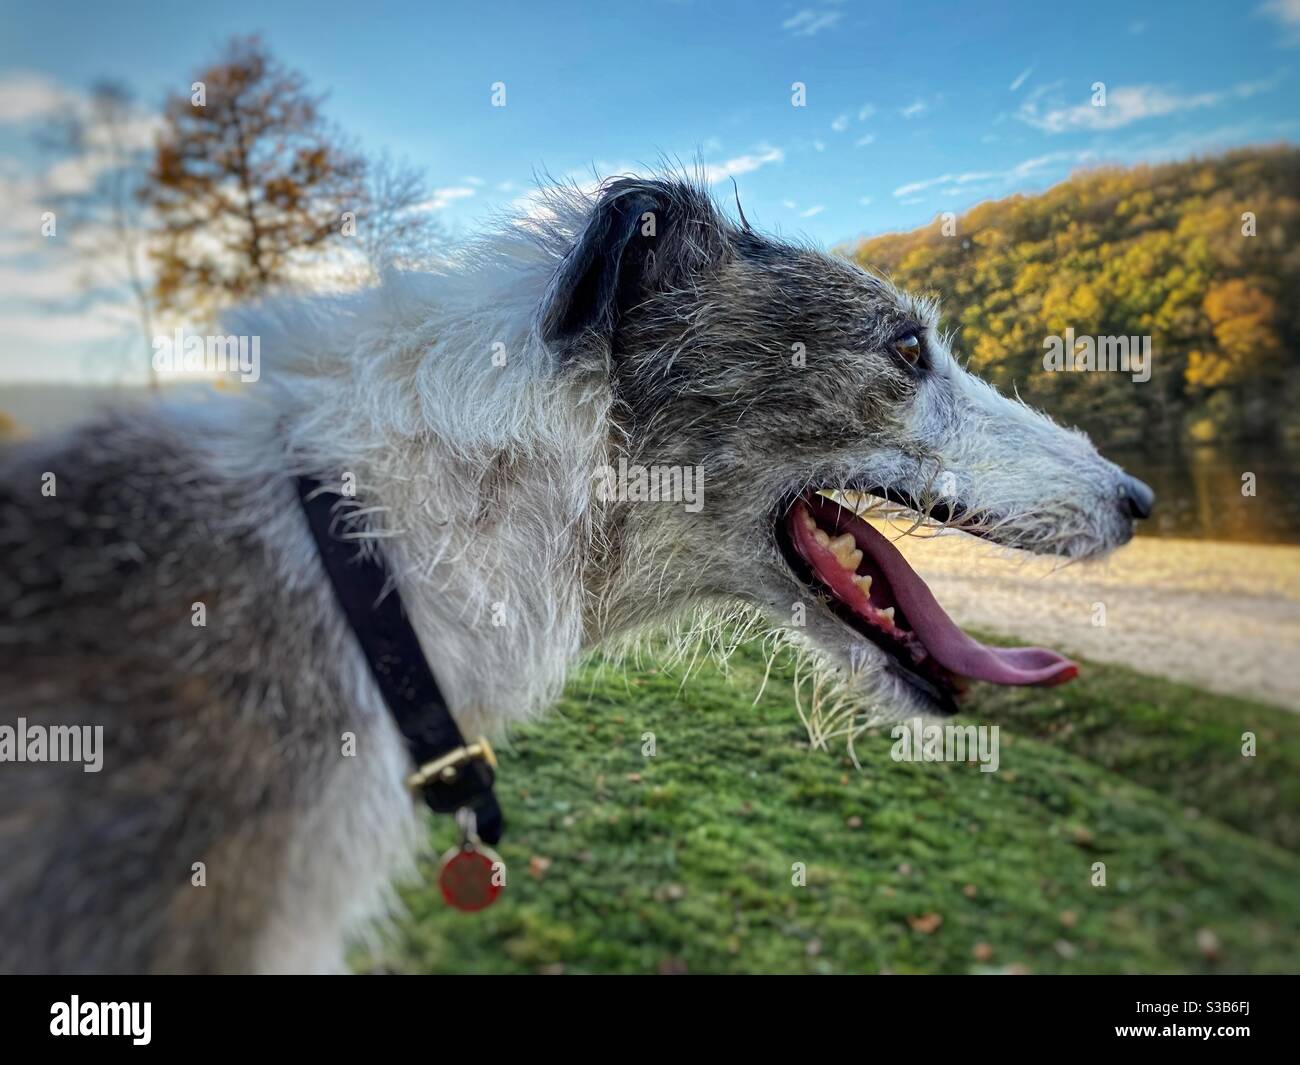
[230,206,612,743]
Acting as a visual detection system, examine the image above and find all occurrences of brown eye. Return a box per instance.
[893,332,922,365]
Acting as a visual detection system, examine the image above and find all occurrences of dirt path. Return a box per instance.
[884,526,1300,710]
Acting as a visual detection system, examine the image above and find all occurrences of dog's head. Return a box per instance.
[541,175,1153,714]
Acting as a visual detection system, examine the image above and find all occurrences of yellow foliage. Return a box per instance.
[847,147,1299,440]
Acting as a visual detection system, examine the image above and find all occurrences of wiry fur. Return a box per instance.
[0,172,1142,973]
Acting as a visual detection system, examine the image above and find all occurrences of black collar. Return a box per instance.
[297,476,504,845]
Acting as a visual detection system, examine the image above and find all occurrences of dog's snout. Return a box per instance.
[1118,474,1155,520]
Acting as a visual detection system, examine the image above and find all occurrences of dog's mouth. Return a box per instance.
[775,490,1077,712]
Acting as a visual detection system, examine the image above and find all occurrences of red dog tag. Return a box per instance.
[438,844,504,912]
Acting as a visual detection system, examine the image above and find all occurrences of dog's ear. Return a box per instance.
[540,179,725,351]
[540,185,661,349]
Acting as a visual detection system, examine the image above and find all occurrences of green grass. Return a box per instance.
[356,638,1300,974]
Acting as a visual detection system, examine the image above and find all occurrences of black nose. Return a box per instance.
[1118,475,1155,520]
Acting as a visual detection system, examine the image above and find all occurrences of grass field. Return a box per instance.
[356,637,1300,975]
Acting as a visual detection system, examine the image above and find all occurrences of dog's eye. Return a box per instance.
[893,333,922,365]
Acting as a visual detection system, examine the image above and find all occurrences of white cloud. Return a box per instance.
[854,133,876,148]
[0,72,77,124]
[1009,66,1034,92]
[0,259,97,301]
[831,113,850,132]
[2,307,132,346]
[894,172,989,199]
[463,176,485,187]
[857,103,876,121]
[799,205,825,218]
[858,196,873,206]
[701,145,784,183]
[1256,0,1300,43]
[781,9,843,36]
[1023,79,1064,106]
[1019,78,1279,133]
[812,139,826,152]
[512,145,785,221]
[0,75,159,207]
[900,99,928,119]
[44,157,100,198]
[893,150,1092,199]
[418,186,477,211]
[1109,117,1300,162]
[0,231,36,259]
[509,147,783,222]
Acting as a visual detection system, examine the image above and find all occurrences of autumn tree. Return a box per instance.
[1185,279,1283,390]
[146,36,365,316]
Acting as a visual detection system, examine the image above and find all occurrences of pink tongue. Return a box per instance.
[796,500,1077,688]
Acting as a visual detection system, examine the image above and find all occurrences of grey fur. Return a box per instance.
[0,173,1142,973]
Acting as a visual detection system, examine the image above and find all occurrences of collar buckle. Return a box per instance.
[407,738,497,792]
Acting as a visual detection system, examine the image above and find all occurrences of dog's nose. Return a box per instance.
[1118,475,1155,520]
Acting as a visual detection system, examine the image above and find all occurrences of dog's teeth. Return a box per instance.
[828,535,862,573]
[799,508,817,532]
[853,574,873,596]
[828,533,856,565]
[813,529,831,548]
[878,606,896,626]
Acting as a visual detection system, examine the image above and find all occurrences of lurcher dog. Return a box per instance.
[0,174,1152,973]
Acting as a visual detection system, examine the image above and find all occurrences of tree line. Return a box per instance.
[848,146,1299,446]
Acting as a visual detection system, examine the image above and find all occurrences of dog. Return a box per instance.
[0,173,1152,973]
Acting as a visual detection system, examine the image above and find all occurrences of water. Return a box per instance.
[1106,441,1300,544]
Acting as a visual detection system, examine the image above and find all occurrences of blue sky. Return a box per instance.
[1,0,1298,381]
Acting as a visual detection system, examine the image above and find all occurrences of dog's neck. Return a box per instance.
[253,239,625,737]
